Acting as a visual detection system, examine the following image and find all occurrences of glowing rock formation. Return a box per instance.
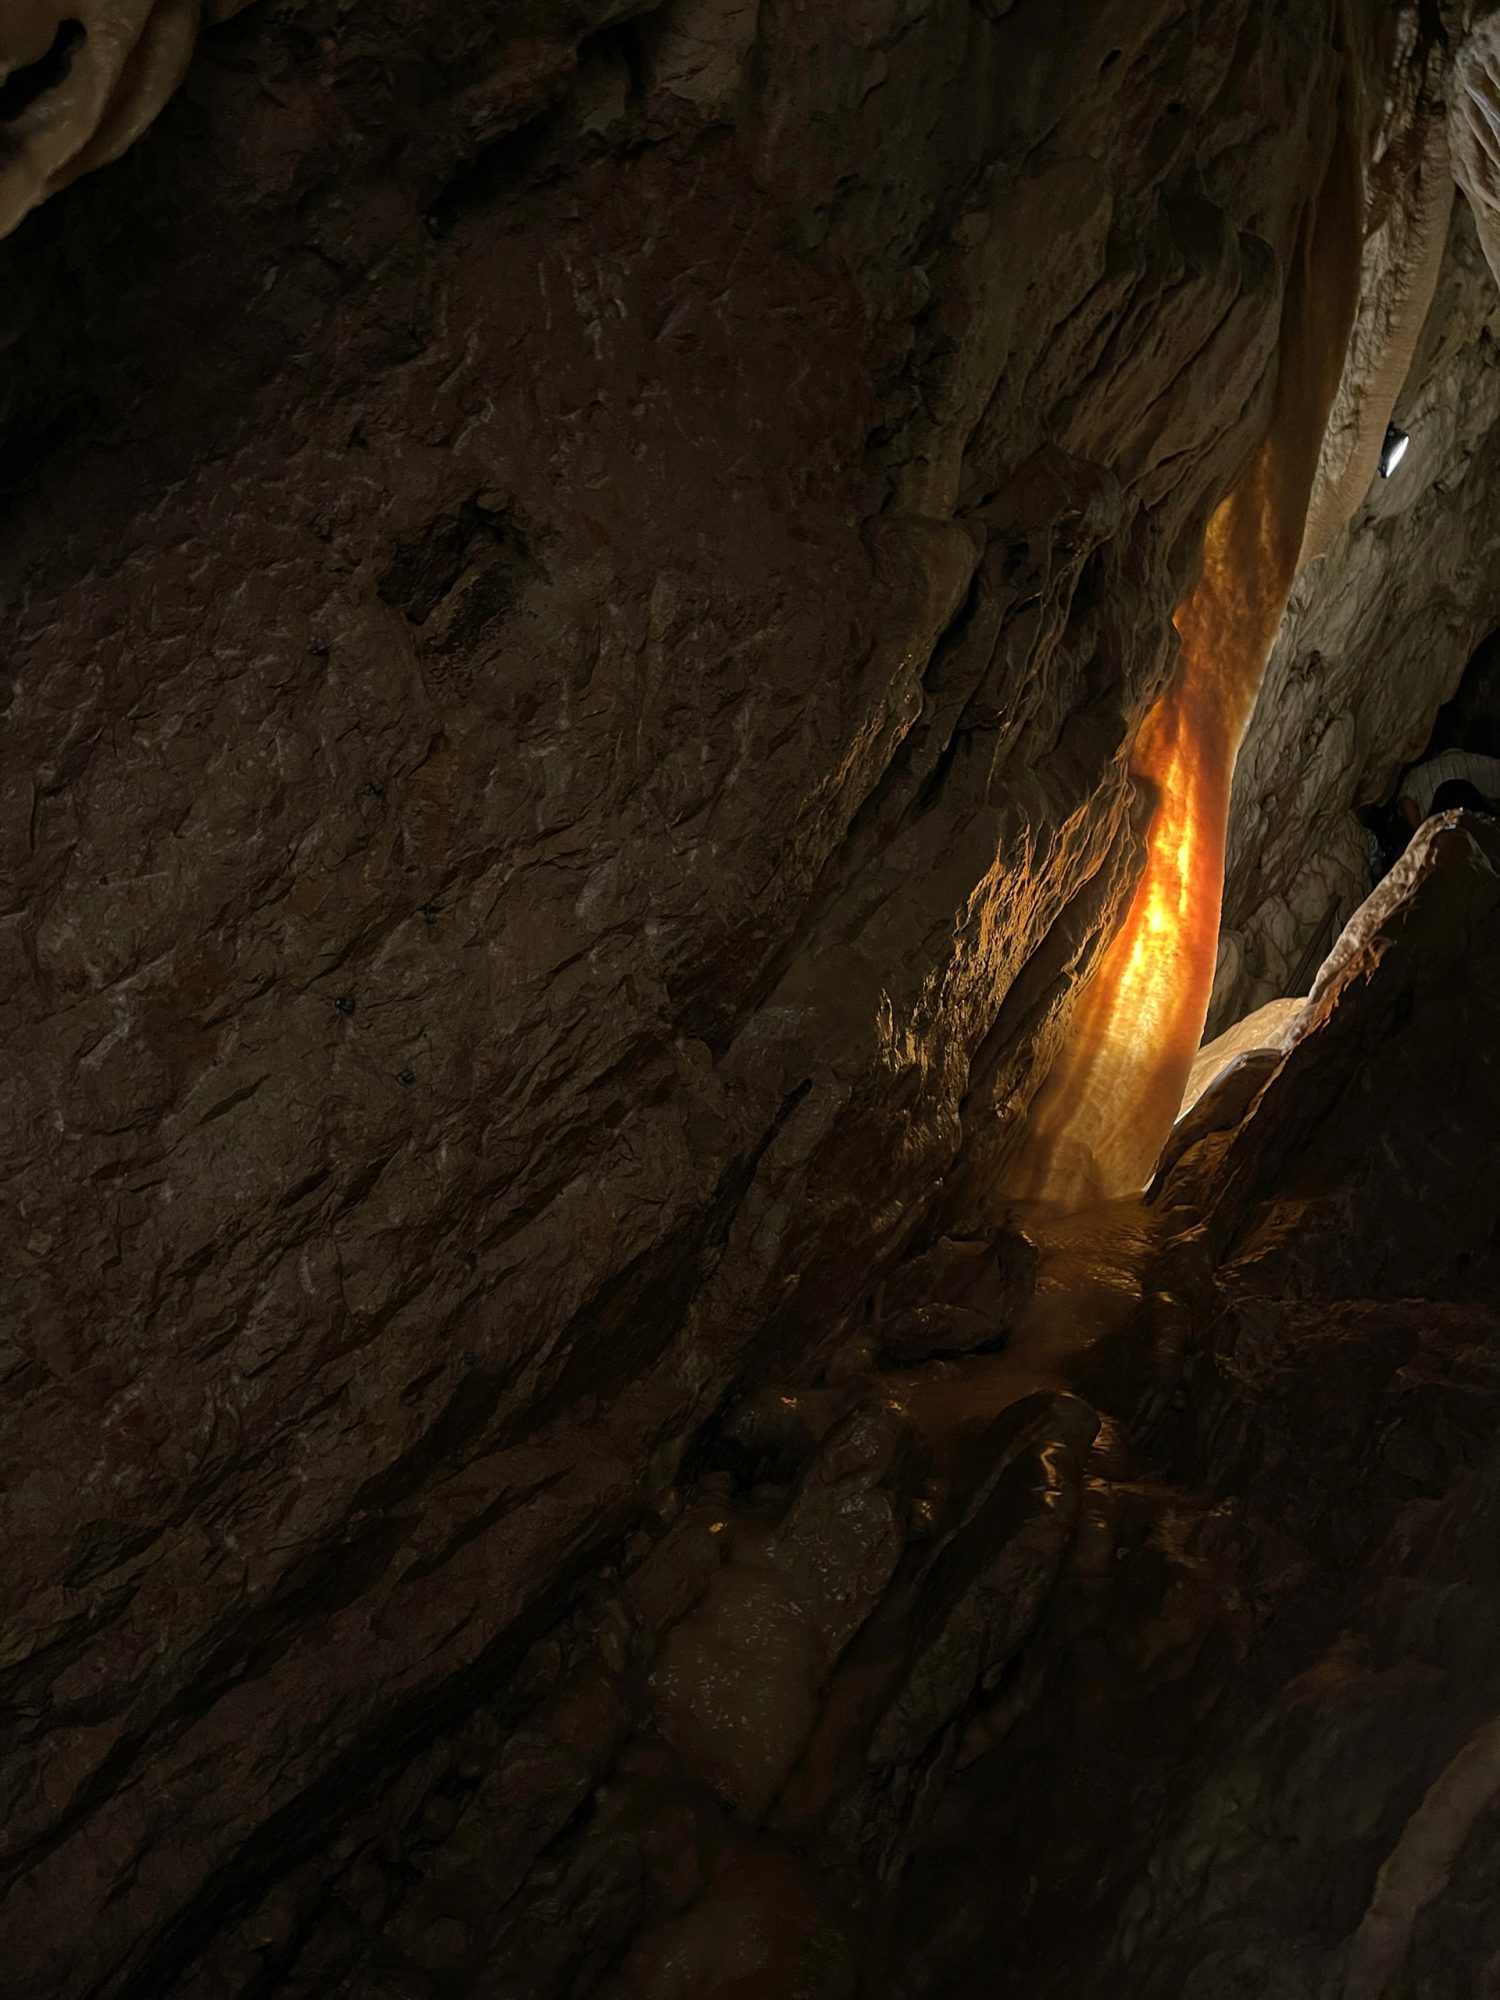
[1012,120,1365,1209]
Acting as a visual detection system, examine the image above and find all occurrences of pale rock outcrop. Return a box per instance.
[1211,4,1500,1039]
[1178,996,1304,1120]
[0,1,253,239]
[1297,7,1452,569]
[1449,5,1500,289]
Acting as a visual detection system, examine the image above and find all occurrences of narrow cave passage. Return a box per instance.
[1011,117,1364,1209]
[12,7,1500,2000]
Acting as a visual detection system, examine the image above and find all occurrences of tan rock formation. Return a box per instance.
[1008,111,1362,1208]
[0,2,200,239]
[1015,2,1496,1205]
[1297,8,1452,570]
[1178,995,1304,1120]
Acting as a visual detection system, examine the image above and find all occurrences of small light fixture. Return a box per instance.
[1379,422,1411,479]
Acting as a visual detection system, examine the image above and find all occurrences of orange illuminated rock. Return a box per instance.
[1011,116,1365,1208]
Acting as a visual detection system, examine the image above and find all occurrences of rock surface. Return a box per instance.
[7,3,1500,1998]
[1178,995,1303,1119]
[0,1,256,241]
[1213,194,1500,1032]
[868,813,1500,1996]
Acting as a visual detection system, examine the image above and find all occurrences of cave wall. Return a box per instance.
[1214,189,1500,1033]
[0,3,1451,1995]
[870,809,1500,2000]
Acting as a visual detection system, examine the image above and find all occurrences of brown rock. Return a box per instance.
[2,3,1491,1997]
[877,1302,1003,1365]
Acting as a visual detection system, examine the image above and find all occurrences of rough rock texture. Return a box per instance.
[1136,816,1500,1997]
[1211,193,1500,1032]
[158,807,1500,2000]
[869,813,1500,1997]
[8,3,1500,1998]
[0,4,1390,1992]
[1296,3,1451,572]
[1450,4,1500,290]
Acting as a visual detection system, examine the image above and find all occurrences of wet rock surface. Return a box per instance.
[20,781,1500,2000]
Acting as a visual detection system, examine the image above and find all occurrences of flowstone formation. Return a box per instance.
[877,810,1500,2000]
[1017,0,1500,1204]
[1010,115,1363,1207]
[8,3,1500,1998]
[0,1,251,239]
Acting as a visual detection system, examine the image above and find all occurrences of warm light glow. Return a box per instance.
[1005,532,1250,1208]
[1007,116,1364,1209]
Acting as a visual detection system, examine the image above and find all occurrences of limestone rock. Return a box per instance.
[3,3,1497,1997]
[870,811,1500,1997]
[1178,997,1305,1120]
[877,1302,1003,1365]
[0,1,211,240]
[1214,195,1500,1032]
